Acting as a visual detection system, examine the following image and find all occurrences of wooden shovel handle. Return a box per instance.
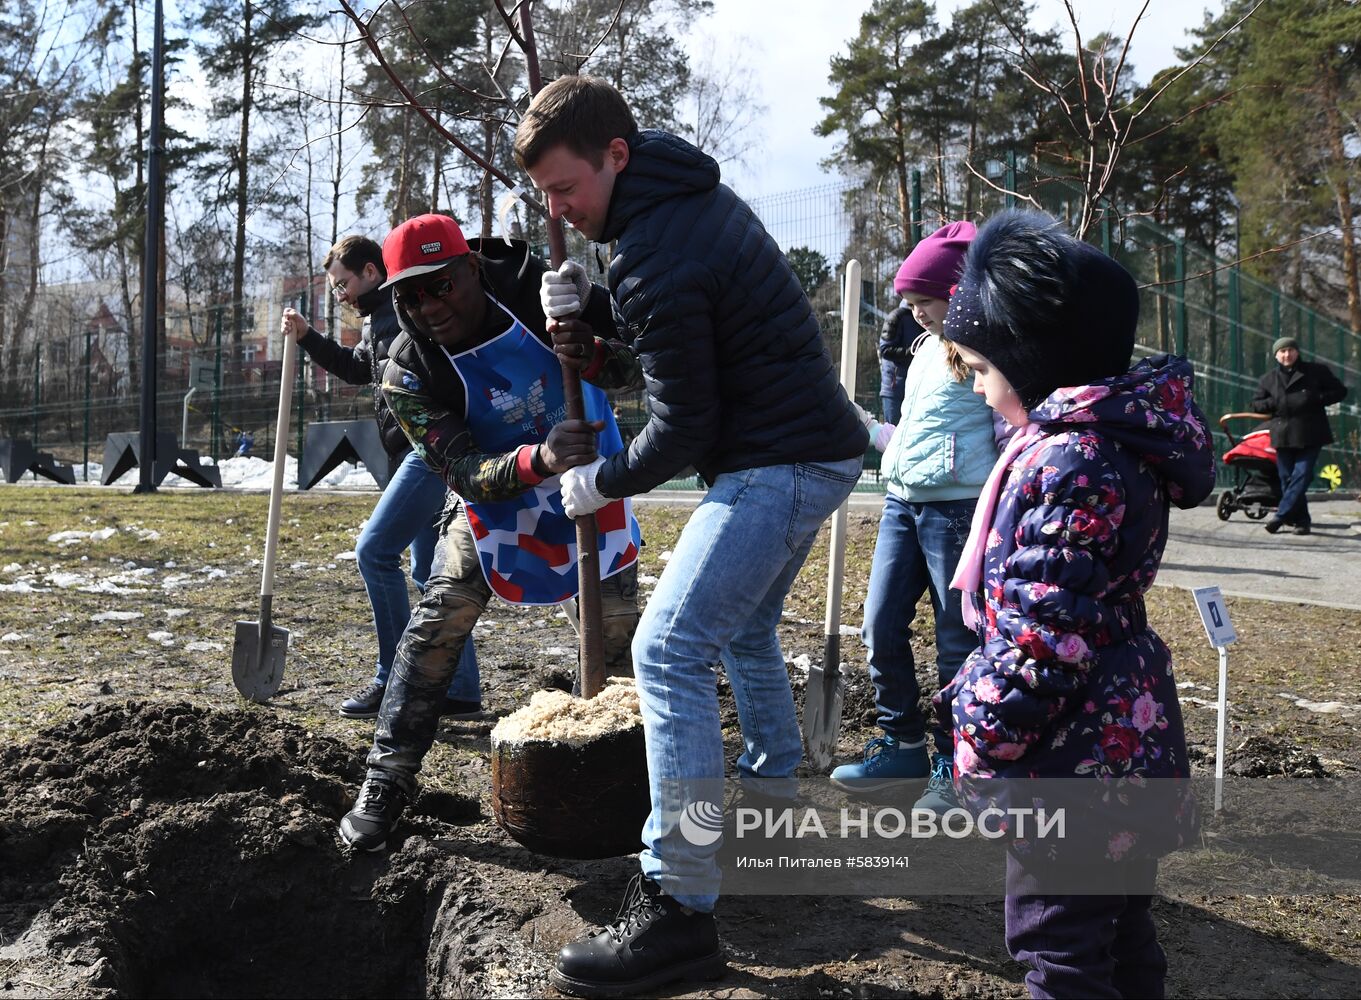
[520,8,606,699]
[260,333,297,599]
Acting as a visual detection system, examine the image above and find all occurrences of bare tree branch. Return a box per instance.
[337,0,545,216]
[1138,229,1343,288]
[962,159,1043,210]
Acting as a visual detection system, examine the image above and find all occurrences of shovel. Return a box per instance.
[803,259,861,772]
[231,332,298,702]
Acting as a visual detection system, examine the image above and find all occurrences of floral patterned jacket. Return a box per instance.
[936,354,1216,861]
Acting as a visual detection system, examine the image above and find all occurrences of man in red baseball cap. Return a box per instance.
[337,213,644,853]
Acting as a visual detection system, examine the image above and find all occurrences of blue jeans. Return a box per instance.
[1274,445,1321,527]
[634,457,861,910]
[357,449,479,701]
[863,494,978,755]
[881,395,902,426]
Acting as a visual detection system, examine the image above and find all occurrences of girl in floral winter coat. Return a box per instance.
[937,211,1216,1000]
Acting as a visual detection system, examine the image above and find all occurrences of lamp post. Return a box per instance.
[135,0,165,494]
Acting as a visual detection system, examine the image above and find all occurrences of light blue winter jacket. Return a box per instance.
[881,333,997,502]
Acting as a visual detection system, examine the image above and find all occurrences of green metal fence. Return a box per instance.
[3,178,1358,493]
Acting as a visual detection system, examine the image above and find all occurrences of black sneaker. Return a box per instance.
[1264,519,1285,534]
[550,874,724,998]
[1292,524,1311,536]
[338,680,386,719]
[338,776,407,852]
[440,698,484,720]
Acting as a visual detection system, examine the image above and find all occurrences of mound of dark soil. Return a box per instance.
[0,702,487,999]
[1225,734,1332,778]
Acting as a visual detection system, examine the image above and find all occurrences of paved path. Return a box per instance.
[638,490,1361,610]
[1156,497,1361,610]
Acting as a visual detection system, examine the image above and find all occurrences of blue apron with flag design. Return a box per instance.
[442,300,641,606]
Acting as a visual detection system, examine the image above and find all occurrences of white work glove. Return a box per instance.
[540,260,592,319]
[560,457,608,518]
[852,401,894,453]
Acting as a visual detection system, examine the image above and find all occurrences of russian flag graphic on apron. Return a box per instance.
[441,301,641,605]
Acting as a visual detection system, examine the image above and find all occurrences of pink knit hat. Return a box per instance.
[893,221,977,299]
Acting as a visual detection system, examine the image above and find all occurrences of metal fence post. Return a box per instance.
[910,170,923,244]
[212,307,223,462]
[32,344,41,449]
[83,330,93,478]
[296,293,307,462]
[1175,237,1188,357]
[1229,266,1242,410]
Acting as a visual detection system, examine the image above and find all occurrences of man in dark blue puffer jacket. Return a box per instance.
[515,76,868,998]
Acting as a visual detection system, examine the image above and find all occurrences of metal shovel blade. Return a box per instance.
[231,620,290,704]
[803,636,846,773]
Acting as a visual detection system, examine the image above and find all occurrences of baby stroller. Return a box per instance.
[1215,413,1282,521]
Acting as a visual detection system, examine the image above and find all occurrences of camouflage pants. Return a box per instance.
[367,496,639,791]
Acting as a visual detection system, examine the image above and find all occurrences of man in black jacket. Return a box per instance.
[336,214,641,853]
[516,76,868,998]
[282,236,480,719]
[1250,336,1348,535]
[878,302,919,424]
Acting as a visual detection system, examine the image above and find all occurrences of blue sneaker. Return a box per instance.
[912,753,960,815]
[829,735,929,794]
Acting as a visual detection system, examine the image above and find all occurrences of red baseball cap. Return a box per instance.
[380,214,471,288]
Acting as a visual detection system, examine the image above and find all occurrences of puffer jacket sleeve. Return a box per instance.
[596,258,720,498]
[298,328,373,387]
[942,439,1127,769]
[879,307,915,364]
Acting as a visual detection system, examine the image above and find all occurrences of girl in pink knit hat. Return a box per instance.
[833,221,1002,812]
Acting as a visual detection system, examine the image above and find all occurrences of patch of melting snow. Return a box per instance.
[184,640,225,652]
[839,624,860,637]
[639,574,659,585]
[1,632,26,642]
[0,581,43,593]
[91,611,144,622]
[81,580,152,596]
[660,550,673,562]
[202,568,227,579]
[1181,697,1225,710]
[1276,692,1359,715]
[788,653,813,673]
[2,563,20,573]
[165,608,191,618]
[543,646,573,657]
[44,572,89,589]
[147,631,176,646]
[334,551,357,561]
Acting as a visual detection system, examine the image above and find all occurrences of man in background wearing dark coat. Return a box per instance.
[878,301,919,424]
[1250,335,1348,535]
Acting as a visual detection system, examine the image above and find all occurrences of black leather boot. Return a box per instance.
[550,874,724,998]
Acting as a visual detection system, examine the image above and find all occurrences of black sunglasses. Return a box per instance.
[394,272,457,310]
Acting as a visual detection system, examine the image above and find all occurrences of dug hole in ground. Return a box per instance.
[1,489,1359,998]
